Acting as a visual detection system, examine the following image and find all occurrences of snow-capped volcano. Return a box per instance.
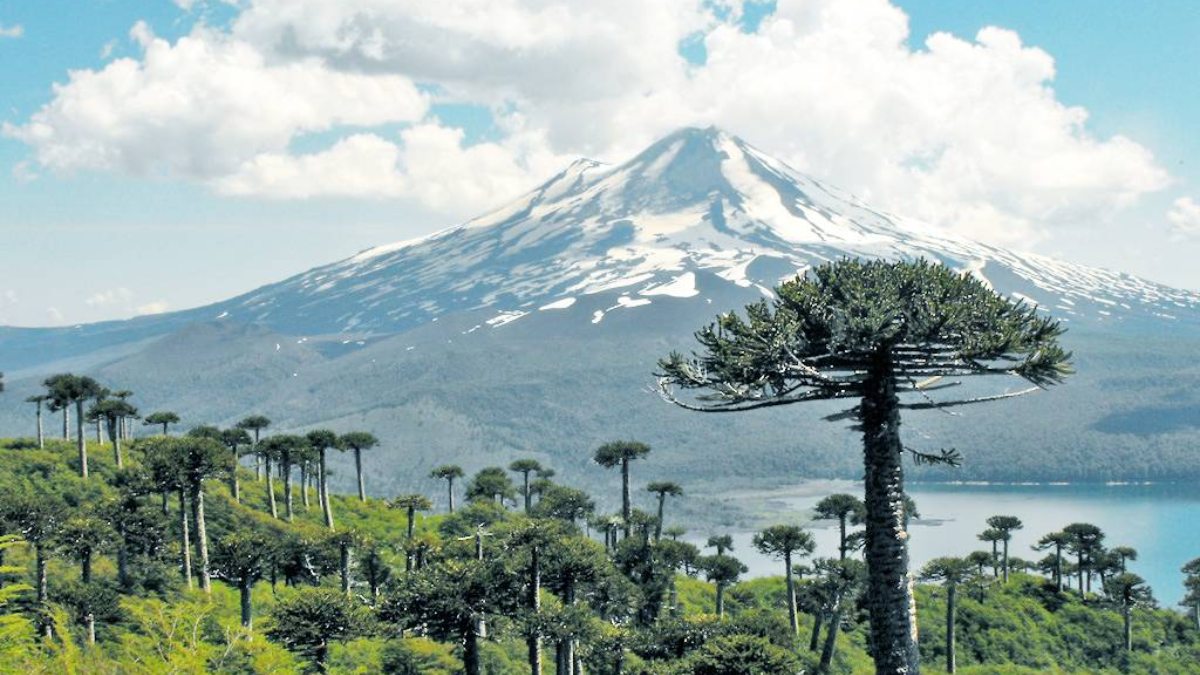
[219,126,1198,337]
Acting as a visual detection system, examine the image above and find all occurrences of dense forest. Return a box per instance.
[0,420,1197,673]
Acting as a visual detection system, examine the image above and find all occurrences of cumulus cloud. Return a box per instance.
[135,300,171,316]
[0,23,23,39]
[5,22,427,180]
[5,0,1173,246]
[1167,197,1200,239]
[84,287,134,307]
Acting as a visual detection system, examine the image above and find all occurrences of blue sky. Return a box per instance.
[0,0,1197,326]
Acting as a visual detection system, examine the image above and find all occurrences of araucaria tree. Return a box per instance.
[658,259,1072,674]
[235,415,271,479]
[646,481,683,541]
[593,441,651,539]
[1034,531,1071,592]
[430,464,464,513]
[143,410,181,436]
[44,373,106,478]
[307,429,339,530]
[813,493,865,560]
[752,524,815,635]
[986,515,1023,582]
[920,557,976,673]
[338,431,378,502]
[212,531,270,627]
[509,459,544,513]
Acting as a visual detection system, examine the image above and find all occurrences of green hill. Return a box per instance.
[0,437,1196,674]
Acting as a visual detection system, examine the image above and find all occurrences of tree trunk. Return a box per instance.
[265,456,278,519]
[82,549,92,584]
[340,542,351,596]
[810,612,823,651]
[524,473,532,513]
[447,478,456,514]
[819,592,843,673]
[35,403,43,449]
[839,515,848,560]
[283,458,294,522]
[35,544,48,603]
[95,418,102,443]
[716,582,725,617]
[860,352,920,674]
[107,417,122,468]
[1054,546,1063,592]
[161,490,169,516]
[62,406,69,441]
[464,626,481,675]
[784,551,798,635]
[621,459,631,538]
[1123,603,1132,652]
[355,447,366,501]
[117,543,129,589]
[300,465,310,509]
[1077,552,1085,596]
[946,583,957,673]
[179,489,193,589]
[655,494,665,542]
[191,486,211,593]
[319,448,334,530]
[406,507,416,540]
[528,545,541,675]
[240,578,253,628]
[1002,539,1010,583]
[231,447,241,503]
[75,399,88,478]
[85,611,96,645]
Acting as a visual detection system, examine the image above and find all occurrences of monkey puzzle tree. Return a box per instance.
[430,464,464,513]
[221,427,252,503]
[646,481,683,542]
[1064,522,1105,595]
[977,528,1004,578]
[143,410,180,436]
[44,373,106,478]
[338,431,378,502]
[813,494,865,560]
[509,459,545,513]
[466,467,517,506]
[506,519,565,675]
[25,394,49,448]
[3,491,65,614]
[261,435,306,522]
[1104,572,1152,652]
[268,588,370,670]
[658,259,1071,674]
[93,398,137,468]
[532,484,595,527]
[390,494,433,554]
[1034,531,1071,592]
[211,531,270,627]
[1111,545,1138,573]
[1182,558,1200,630]
[706,534,733,557]
[752,524,815,635]
[178,435,231,593]
[815,557,867,674]
[920,557,976,674]
[56,513,116,584]
[593,441,651,539]
[700,553,747,618]
[985,515,1023,582]
[236,415,271,479]
[306,429,339,530]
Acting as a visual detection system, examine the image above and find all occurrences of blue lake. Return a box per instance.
[703,482,1200,606]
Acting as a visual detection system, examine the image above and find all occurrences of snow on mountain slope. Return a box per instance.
[215,126,1199,337]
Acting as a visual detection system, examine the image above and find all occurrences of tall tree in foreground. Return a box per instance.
[813,494,865,560]
[93,398,137,468]
[920,557,976,674]
[221,427,252,503]
[268,588,369,670]
[646,481,683,541]
[593,441,651,538]
[658,259,1071,674]
[752,524,815,635]
[986,515,1023,582]
[307,429,339,530]
[1182,558,1200,630]
[338,431,378,502]
[700,553,747,617]
[1064,522,1105,595]
[430,464,464,513]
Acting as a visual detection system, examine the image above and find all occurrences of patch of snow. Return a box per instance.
[640,272,698,298]
[591,310,605,324]
[539,297,577,311]
[486,310,528,328]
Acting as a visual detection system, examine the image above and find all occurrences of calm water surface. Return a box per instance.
[698,482,1199,606]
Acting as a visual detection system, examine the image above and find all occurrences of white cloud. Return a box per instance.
[0,23,23,39]
[4,0,1172,247]
[1167,197,1200,239]
[46,307,64,324]
[5,22,428,180]
[135,300,171,316]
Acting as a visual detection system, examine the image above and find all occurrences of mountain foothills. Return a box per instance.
[3,127,1200,498]
[0,432,1198,674]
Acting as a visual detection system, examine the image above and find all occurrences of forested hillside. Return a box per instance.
[0,434,1197,674]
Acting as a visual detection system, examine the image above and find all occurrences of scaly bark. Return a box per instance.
[191,486,211,593]
[861,352,920,674]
